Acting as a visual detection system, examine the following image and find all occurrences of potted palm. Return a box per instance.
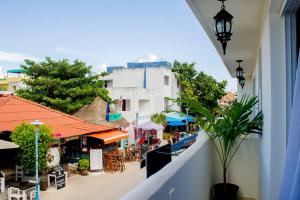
[183,96,263,200]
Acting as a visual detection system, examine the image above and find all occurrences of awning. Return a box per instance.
[0,139,19,149]
[166,112,194,123]
[88,130,129,144]
[168,121,186,126]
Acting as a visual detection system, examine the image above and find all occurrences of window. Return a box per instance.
[104,80,113,88]
[122,99,130,111]
[164,97,170,111]
[164,76,169,86]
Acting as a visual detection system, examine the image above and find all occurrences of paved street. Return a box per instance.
[0,162,145,200]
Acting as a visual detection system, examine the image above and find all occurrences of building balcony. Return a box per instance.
[121,133,259,200]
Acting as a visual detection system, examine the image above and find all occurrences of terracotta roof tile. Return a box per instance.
[0,94,113,138]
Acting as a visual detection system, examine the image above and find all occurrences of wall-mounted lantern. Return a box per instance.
[236,60,244,79]
[239,76,245,89]
[214,0,233,55]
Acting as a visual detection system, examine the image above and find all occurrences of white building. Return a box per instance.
[122,0,299,200]
[101,61,180,122]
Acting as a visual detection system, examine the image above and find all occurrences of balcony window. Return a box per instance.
[164,76,169,86]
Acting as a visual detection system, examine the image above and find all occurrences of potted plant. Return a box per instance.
[183,96,263,200]
[78,159,89,176]
[40,175,48,191]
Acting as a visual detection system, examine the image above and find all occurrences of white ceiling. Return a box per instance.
[186,0,267,78]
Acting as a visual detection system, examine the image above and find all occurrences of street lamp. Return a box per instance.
[30,119,44,200]
[236,60,244,79]
[214,0,233,55]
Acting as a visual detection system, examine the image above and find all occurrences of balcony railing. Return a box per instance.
[121,133,213,200]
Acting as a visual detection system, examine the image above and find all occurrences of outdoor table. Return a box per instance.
[11,182,35,200]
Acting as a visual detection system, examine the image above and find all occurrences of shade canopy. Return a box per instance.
[0,139,19,149]
[138,121,164,131]
[166,112,194,123]
[168,121,186,127]
[88,130,129,144]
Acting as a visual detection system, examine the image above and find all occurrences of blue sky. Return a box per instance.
[0,0,236,90]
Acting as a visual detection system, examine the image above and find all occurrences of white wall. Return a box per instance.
[102,67,180,122]
[121,134,214,200]
[213,138,261,199]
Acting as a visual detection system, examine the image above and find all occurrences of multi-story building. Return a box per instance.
[101,61,180,122]
[0,69,26,94]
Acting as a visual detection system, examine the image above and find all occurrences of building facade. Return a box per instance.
[101,61,180,122]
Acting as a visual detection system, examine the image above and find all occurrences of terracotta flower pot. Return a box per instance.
[80,170,88,176]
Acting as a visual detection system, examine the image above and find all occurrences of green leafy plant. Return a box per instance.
[78,159,89,171]
[182,95,263,186]
[151,113,166,126]
[11,122,53,174]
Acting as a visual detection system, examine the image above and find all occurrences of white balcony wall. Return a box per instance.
[213,138,261,199]
[122,134,214,200]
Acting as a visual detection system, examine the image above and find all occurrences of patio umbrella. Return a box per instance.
[0,139,19,149]
[138,121,164,131]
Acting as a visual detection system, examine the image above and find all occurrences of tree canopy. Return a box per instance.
[17,57,111,114]
[172,60,227,110]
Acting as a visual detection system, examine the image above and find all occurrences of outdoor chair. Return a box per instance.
[15,165,23,182]
[8,187,23,200]
[0,171,5,193]
[27,180,39,200]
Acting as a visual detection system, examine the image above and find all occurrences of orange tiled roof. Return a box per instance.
[0,95,114,138]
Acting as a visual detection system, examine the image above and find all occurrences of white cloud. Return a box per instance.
[137,54,161,63]
[55,47,98,59]
[0,50,39,63]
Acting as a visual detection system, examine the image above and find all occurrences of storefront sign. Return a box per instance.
[55,165,65,190]
[109,113,122,121]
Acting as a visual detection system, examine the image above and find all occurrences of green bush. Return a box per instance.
[78,159,89,171]
[11,122,53,174]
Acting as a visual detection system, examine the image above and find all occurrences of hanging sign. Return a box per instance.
[109,113,122,121]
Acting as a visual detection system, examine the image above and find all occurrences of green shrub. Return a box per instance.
[11,122,53,174]
[78,159,89,171]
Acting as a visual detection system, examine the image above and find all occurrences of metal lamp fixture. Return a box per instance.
[214,0,233,55]
[236,60,244,79]
[30,119,44,200]
[239,76,245,89]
